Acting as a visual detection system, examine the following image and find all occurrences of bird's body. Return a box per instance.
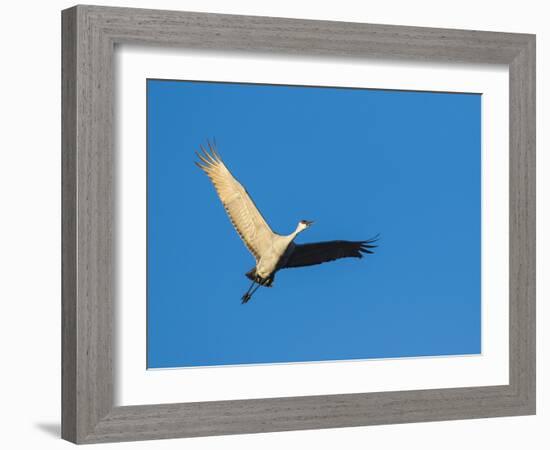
[247,226,305,284]
[195,142,377,303]
[253,234,292,281]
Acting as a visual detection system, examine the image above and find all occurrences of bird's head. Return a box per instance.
[297,220,314,233]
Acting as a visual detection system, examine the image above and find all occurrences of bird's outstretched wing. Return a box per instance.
[282,237,378,269]
[195,142,275,260]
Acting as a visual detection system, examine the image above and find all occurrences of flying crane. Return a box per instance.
[195,142,378,303]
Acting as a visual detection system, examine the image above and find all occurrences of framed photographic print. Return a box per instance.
[62,5,536,444]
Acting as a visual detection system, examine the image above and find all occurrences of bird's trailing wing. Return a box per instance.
[195,142,275,260]
[282,237,378,269]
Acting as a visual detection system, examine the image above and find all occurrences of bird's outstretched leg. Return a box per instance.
[241,280,260,304]
[241,279,255,303]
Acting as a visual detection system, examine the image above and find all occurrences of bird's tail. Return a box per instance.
[245,267,256,281]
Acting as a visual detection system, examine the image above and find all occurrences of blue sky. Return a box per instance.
[147,79,481,369]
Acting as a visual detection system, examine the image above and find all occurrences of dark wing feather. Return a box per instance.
[282,237,378,269]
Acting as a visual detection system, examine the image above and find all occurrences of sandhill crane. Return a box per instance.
[195,142,378,303]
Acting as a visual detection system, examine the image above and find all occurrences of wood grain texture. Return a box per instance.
[61,4,536,444]
[61,7,77,443]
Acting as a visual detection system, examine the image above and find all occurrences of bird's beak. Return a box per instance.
[305,220,314,226]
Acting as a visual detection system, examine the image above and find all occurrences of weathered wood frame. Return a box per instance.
[62,5,536,444]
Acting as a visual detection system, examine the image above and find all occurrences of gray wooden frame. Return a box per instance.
[62,4,536,444]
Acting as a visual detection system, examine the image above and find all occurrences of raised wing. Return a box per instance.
[282,237,378,269]
[195,142,275,260]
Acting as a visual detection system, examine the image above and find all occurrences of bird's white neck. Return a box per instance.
[287,222,307,240]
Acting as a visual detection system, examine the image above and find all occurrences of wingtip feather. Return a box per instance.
[358,235,380,255]
[195,151,212,168]
[211,146,222,162]
[195,161,208,171]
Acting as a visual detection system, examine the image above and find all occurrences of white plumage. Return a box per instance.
[195,144,275,261]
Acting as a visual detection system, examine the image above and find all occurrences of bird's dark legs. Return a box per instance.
[241,275,275,303]
[241,279,255,303]
[241,279,258,304]
[241,283,260,304]
[248,283,261,298]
